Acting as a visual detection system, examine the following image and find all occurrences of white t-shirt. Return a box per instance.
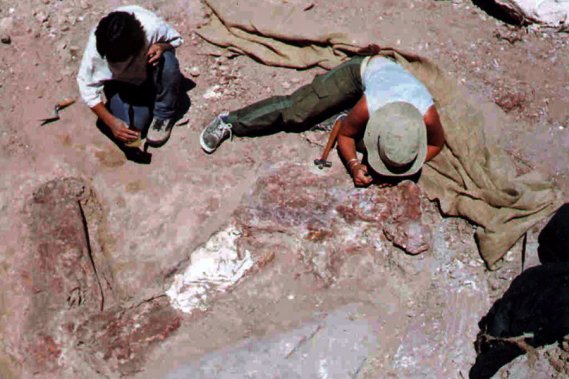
[361,56,434,116]
[76,5,183,107]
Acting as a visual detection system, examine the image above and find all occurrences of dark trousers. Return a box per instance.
[538,203,569,263]
[104,50,182,132]
[227,56,365,136]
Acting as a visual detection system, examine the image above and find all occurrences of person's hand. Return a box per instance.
[147,43,170,66]
[350,162,373,187]
[108,117,140,143]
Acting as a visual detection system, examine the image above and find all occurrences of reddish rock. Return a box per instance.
[75,297,181,377]
[494,91,526,113]
[28,178,114,313]
[26,334,62,374]
[21,178,112,373]
[234,164,432,281]
[384,220,432,255]
[11,178,181,377]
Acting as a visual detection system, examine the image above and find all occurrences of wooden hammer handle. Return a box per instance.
[319,117,344,162]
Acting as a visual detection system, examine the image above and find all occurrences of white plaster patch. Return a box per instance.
[166,225,255,313]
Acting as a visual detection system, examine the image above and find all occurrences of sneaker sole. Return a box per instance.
[146,138,167,147]
[199,127,216,154]
[146,131,172,147]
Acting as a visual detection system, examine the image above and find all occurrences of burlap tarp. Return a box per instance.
[198,0,560,269]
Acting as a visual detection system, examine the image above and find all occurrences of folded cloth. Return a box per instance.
[198,0,560,269]
[197,0,378,69]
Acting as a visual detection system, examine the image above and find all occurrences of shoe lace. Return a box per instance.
[216,117,233,141]
[153,118,165,131]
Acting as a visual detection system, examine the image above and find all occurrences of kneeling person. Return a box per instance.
[200,55,445,186]
[77,5,183,147]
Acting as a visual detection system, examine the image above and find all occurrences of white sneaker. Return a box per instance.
[200,112,232,153]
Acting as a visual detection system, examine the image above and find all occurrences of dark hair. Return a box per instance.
[95,11,146,62]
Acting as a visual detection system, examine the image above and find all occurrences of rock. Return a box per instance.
[234,164,431,283]
[203,85,222,99]
[494,91,526,112]
[75,297,181,377]
[189,66,201,77]
[4,178,182,377]
[166,163,433,312]
[34,11,49,24]
[491,0,569,27]
[495,344,569,378]
[164,305,380,379]
[0,17,13,44]
[384,220,432,255]
[15,178,115,375]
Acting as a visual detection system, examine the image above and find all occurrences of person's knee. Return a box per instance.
[160,50,181,80]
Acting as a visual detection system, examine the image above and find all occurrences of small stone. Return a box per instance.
[203,85,222,100]
[0,17,13,44]
[34,11,49,24]
[68,45,80,58]
[189,66,200,77]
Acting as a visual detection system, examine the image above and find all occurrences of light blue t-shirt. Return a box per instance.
[362,56,434,116]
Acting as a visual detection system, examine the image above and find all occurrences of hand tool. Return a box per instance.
[313,115,345,169]
[40,98,76,126]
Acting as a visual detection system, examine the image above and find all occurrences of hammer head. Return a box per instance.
[314,158,332,169]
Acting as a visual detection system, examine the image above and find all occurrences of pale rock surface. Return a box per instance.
[165,304,380,379]
[493,0,569,27]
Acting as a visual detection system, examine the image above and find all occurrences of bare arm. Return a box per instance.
[91,103,139,143]
[337,96,373,187]
[424,105,445,162]
[147,42,174,66]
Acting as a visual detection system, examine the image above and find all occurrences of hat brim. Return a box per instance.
[363,102,428,177]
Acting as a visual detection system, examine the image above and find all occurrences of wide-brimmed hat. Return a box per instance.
[364,101,427,177]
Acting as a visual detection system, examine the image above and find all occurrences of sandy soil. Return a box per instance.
[0,0,568,377]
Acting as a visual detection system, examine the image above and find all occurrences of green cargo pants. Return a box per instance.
[227,56,365,136]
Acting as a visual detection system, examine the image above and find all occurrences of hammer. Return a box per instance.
[313,116,344,169]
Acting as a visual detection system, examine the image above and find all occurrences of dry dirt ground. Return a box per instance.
[0,0,568,378]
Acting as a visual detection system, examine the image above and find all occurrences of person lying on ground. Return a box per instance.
[199,54,445,186]
[77,5,183,147]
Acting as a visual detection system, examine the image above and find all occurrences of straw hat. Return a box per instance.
[363,101,427,177]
